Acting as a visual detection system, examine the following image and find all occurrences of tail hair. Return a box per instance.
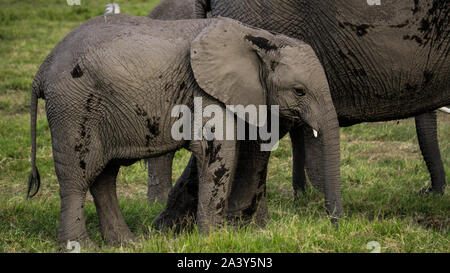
[27,168,40,199]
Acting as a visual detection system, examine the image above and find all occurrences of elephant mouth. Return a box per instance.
[279,107,320,137]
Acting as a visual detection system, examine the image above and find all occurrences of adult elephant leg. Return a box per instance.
[415,111,446,194]
[147,152,175,204]
[153,155,199,231]
[290,126,308,198]
[90,163,135,244]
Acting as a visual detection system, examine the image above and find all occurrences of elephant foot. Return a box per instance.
[102,226,137,246]
[419,186,445,195]
[330,217,339,228]
[60,238,99,253]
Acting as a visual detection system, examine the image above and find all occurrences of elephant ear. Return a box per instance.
[190,18,267,127]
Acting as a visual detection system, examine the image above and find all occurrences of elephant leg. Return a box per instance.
[193,140,237,233]
[153,155,199,231]
[58,189,89,245]
[90,163,135,244]
[54,156,91,246]
[147,152,175,204]
[156,141,272,230]
[226,140,271,227]
[415,111,446,194]
[290,126,308,198]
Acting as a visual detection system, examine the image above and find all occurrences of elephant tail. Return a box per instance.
[27,78,41,199]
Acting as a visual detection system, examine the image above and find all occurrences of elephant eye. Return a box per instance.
[294,88,306,96]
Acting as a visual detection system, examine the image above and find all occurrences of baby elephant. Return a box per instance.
[29,14,339,246]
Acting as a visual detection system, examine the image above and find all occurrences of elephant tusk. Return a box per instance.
[439,107,450,114]
[313,129,318,138]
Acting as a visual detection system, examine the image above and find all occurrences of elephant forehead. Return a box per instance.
[275,46,321,86]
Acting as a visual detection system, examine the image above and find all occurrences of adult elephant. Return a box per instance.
[147,0,195,20]
[155,0,449,229]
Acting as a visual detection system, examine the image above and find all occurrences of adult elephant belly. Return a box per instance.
[325,26,449,126]
[326,0,450,126]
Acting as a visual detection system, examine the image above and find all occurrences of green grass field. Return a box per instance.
[0,0,448,253]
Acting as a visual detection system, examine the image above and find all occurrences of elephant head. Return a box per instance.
[190,18,342,219]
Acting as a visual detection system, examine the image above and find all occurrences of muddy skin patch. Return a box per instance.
[245,35,278,51]
[75,116,91,174]
[402,0,449,49]
[79,160,86,170]
[134,104,148,117]
[213,164,228,186]
[216,198,225,211]
[341,22,373,37]
[71,64,83,78]
[206,141,222,165]
[144,117,160,146]
[403,34,424,45]
[85,94,97,113]
[146,116,160,137]
[390,21,410,28]
[134,104,160,145]
[418,1,448,49]
[242,192,264,217]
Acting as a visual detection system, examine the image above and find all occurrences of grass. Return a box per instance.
[0,0,449,253]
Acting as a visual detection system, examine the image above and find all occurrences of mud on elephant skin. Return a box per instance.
[29,15,339,245]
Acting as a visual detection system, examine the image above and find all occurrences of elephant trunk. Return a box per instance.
[317,98,342,222]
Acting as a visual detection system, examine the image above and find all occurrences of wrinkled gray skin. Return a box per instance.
[145,0,196,204]
[29,14,339,245]
[147,0,195,20]
[155,0,449,229]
